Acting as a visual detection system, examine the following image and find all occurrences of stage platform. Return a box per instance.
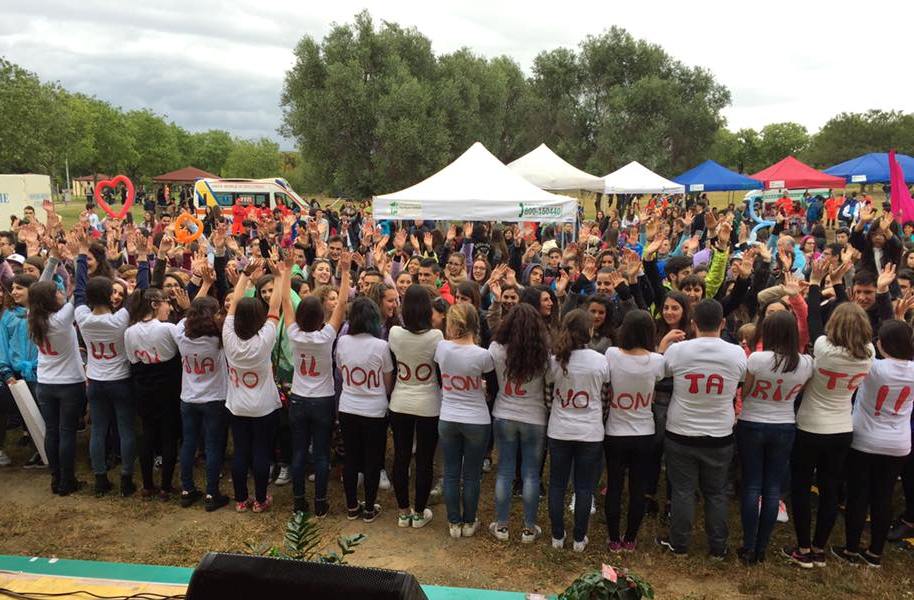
[0,555,531,599]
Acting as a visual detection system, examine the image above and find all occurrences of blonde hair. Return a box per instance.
[446,302,478,341]
[737,323,756,344]
[825,302,873,360]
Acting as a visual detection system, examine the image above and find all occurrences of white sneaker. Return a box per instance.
[777,500,789,523]
[0,450,11,467]
[521,525,542,544]
[412,508,433,529]
[449,523,463,539]
[275,465,291,486]
[379,469,391,491]
[482,458,492,473]
[398,511,414,528]
[552,535,565,549]
[489,522,509,541]
[573,536,589,552]
[461,520,480,537]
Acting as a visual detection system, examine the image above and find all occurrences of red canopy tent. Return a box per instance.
[750,156,845,190]
[152,166,217,184]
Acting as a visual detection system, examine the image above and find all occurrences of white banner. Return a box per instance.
[10,380,48,465]
[372,198,578,223]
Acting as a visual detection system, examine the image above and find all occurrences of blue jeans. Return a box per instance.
[289,394,335,502]
[180,401,229,496]
[230,410,280,503]
[737,421,795,556]
[548,438,603,543]
[88,379,136,477]
[494,418,545,528]
[35,382,86,490]
[439,419,491,525]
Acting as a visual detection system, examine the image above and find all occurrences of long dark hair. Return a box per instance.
[86,276,114,312]
[878,319,914,361]
[655,291,691,346]
[88,242,114,279]
[618,309,655,351]
[760,310,801,373]
[493,303,549,384]
[402,284,432,333]
[348,297,383,338]
[233,297,267,341]
[184,296,222,340]
[554,309,592,375]
[27,281,60,349]
[295,295,325,333]
[127,288,166,325]
[7,273,37,309]
[586,294,615,341]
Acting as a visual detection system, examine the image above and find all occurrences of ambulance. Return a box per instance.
[193,178,309,220]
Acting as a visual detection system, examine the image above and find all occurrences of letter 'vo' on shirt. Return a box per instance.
[547,348,611,442]
[435,340,495,425]
[604,347,665,437]
[336,333,394,418]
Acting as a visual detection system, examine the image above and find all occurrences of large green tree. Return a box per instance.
[804,110,914,166]
[221,137,280,178]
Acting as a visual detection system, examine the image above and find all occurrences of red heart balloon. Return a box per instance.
[94,175,135,219]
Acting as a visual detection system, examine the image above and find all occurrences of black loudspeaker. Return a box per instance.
[185,552,429,600]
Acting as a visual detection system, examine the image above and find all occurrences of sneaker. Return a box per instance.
[622,540,637,553]
[520,525,542,544]
[482,458,492,473]
[552,535,565,549]
[608,540,623,553]
[737,547,757,565]
[378,470,391,491]
[58,479,84,496]
[573,536,589,552]
[810,550,826,568]
[657,537,687,556]
[314,499,329,519]
[781,546,813,569]
[204,494,230,512]
[347,503,364,520]
[398,512,414,528]
[252,495,273,513]
[274,465,291,486]
[180,489,203,508]
[0,450,11,467]
[888,519,914,542]
[23,452,45,469]
[411,508,433,529]
[235,498,254,513]
[461,520,479,537]
[709,548,728,562]
[449,523,463,539]
[830,546,860,566]
[858,550,882,568]
[362,503,381,523]
[489,522,509,541]
[777,500,789,523]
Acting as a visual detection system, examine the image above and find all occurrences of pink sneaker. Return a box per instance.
[622,540,637,552]
[608,540,623,553]
[253,495,273,513]
[235,498,253,513]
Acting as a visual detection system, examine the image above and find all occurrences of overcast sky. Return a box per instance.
[3,0,912,149]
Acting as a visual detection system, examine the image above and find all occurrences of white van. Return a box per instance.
[193,178,308,219]
[0,174,51,227]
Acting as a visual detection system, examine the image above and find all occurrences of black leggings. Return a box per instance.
[845,448,907,556]
[390,411,438,512]
[339,411,388,510]
[604,434,653,542]
[902,431,914,523]
[133,358,182,492]
[790,429,852,550]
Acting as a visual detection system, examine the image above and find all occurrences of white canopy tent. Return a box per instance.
[602,161,685,194]
[373,142,578,223]
[507,143,605,192]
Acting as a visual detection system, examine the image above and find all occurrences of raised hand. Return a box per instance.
[446,224,457,242]
[737,248,756,279]
[895,290,914,320]
[463,221,473,239]
[423,231,433,250]
[782,270,801,296]
[555,269,570,296]
[173,287,191,311]
[877,262,897,292]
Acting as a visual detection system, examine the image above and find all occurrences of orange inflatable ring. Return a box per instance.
[174,213,203,245]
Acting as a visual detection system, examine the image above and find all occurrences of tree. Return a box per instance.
[757,122,809,167]
[188,130,235,175]
[222,138,280,178]
[124,109,183,179]
[804,110,914,167]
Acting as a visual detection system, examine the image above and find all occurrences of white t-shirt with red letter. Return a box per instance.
[798,336,874,434]
[36,303,85,385]
[124,319,179,365]
[336,333,393,418]
[740,351,813,424]
[222,316,281,418]
[852,358,914,456]
[489,341,549,426]
[389,326,443,417]
[605,348,665,436]
[547,349,611,442]
[435,340,495,425]
[172,320,227,404]
[287,322,338,398]
[75,305,130,381]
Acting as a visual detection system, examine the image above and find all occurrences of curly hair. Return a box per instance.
[184,296,222,341]
[493,303,549,384]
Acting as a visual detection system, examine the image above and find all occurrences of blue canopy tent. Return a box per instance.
[824,152,914,184]
[673,159,762,192]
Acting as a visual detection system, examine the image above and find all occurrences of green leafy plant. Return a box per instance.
[559,567,654,600]
[245,511,366,564]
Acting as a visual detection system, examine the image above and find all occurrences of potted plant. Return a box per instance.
[558,565,654,600]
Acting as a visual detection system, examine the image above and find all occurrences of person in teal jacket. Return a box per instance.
[0,273,39,387]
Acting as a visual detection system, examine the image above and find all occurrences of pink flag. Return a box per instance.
[889,150,914,223]
[601,564,618,583]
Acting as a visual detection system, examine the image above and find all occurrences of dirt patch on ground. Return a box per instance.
[1,438,912,599]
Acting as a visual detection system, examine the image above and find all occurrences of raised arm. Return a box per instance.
[328,251,353,332]
[227,258,260,317]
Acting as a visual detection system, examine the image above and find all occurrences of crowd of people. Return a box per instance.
[1,190,914,570]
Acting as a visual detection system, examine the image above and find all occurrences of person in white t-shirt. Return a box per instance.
[389,284,443,530]
[604,310,665,553]
[124,287,181,498]
[736,310,812,565]
[283,251,352,517]
[547,309,611,553]
[223,258,288,513]
[336,296,394,524]
[435,302,496,540]
[488,303,551,544]
[75,240,149,498]
[27,280,86,497]
[834,320,914,568]
[660,299,747,559]
[787,270,875,568]
[172,296,230,512]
